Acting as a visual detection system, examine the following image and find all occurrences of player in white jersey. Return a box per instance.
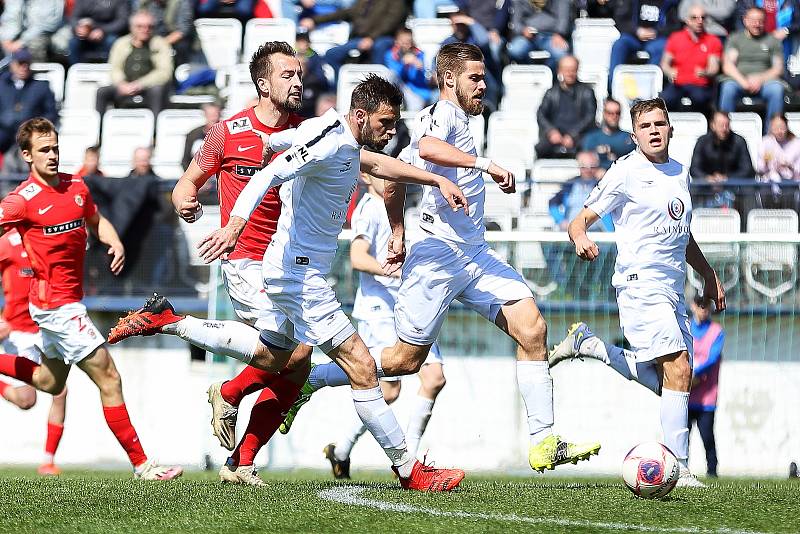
[371,43,601,473]
[197,75,469,492]
[549,98,726,488]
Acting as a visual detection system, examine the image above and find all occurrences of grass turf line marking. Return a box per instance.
[318,486,764,534]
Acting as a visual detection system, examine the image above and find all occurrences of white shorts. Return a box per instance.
[29,302,105,365]
[357,318,443,382]
[2,330,43,386]
[259,261,355,352]
[395,237,534,345]
[220,258,281,331]
[617,286,693,364]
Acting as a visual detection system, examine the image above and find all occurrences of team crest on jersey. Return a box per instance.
[19,183,42,200]
[667,198,685,221]
[227,117,253,135]
[74,194,84,207]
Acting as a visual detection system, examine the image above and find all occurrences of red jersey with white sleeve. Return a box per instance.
[195,107,303,261]
[0,173,98,310]
[0,229,38,333]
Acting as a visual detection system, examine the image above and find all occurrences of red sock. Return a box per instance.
[220,365,277,406]
[230,377,303,466]
[0,353,38,384]
[0,380,9,397]
[45,422,64,459]
[103,404,148,467]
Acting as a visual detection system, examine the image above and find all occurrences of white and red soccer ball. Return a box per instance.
[622,441,680,499]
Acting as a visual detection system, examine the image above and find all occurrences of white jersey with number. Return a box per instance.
[351,194,400,321]
[231,108,360,277]
[584,149,692,294]
[404,99,486,244]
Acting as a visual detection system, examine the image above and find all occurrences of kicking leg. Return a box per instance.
[0,382,37,409]
[38,387,67,475]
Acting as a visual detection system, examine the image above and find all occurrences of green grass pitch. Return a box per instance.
[1,468,799,533]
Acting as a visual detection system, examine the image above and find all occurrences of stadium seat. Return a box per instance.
[309,22,351,55]
[669,112,707,166]
[745,209,799,302]
[243,18,296,61]
[31,62,65,103]
[486,111,538,170]
[500,65,552,115]
[689,208,741,292]
[729,112,762,167]
[99,109,155,177]
[407,18,452,48]
[58,109,101,173]
[572,21,620,72]
[532,159,579,184]
[484,160,523,260]
[194,18,243,70]
[611,65,664,131]
[336,64,393,112]
[64,63,111,110]
[578,65,609,122]
[224,63,258,116]
[515,214,558,298]
[152,109,206,180]
[787,112,800,137]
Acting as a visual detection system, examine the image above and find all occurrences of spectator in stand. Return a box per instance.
[282,0,355,23]
[577,0,614,19]
[549,151,613,231]
[0,48,57,154]
[0,0,64,62]
[95,10,174,119]
[383,27,432,112]
[135,0,194,67]
[758,113,800,182]
[691,110,755,182]
[182,102,220,170]
[660,4,723,114]
[452,0,509,68]
[581,97,635,170]
[68,0,130,64]
[678,0,737,39]
[719,7,785,129]
[76,145,104,177]
[195,0,253,22]
[535,55,597,159]
[608,1,681,90]
[506,0,571,68]
[299,0,408,77]
[737,0,800,62]
[688,294,724,479]
[295,33,331,118]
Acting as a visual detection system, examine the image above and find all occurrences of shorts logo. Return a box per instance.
[74,195,84,207]
[44,218,84,235]
[667,198,685,221]
[227,117,252,135]
[19,183,42,200]
[627,274,638,281]
[295,256,309,265]
[421,212,434,224]
[235,165,261,177]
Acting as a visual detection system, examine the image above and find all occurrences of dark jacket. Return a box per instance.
[0,71,57,130]
[313,0,409,40]
[72,0,130,37]
[613,0,682,37]
[536,82,597,141]
[510,0,572,37]
[690,131,755,179]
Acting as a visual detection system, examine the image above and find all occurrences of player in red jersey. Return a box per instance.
[0,228,67,475]
[109,41,313,486]
[0,118,182,480]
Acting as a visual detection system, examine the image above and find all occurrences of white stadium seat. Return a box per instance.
[532,159,579,184]
[309,22,351,55]
[572,22,620,71]
[152,109,206,180]
[64,63,111,110]
[729,112,762,167]
[689,208,741,292]
[786,112,800,137]
[194,18,243,70]
[224,63,258,117]
[243,18,296,61]
[578,65,609,122]
[486,111,538,170]
[745,209,799,302]
[99,109,155,177]
[58,109,101,173]
[408,18,452,48]
[31,62,65,103]
[612,64,663,130]
[669,112,708,166]
[336,64,393,113]
[500,64,552,115]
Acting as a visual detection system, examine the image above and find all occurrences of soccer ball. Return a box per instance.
[622,441,680,499]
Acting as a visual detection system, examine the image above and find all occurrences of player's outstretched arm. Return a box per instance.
[87,212,125,275]
[686,232,726,312]
[351,238,397,277]
[418,136,515,193]
[383,180,406,276]
[360,150,468,211]
[568,207,601,262]
[172,160,214,223]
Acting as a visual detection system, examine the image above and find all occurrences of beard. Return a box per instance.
[360,121,391,151]
[272,91,302,113]
[456,83,484,116]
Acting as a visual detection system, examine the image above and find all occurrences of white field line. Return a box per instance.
[318,486,765,534]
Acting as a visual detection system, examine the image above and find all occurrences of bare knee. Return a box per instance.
[518,314,548,357]
[661,352,692,391]
[252,342,292,372]
[381,381,401,403]
[16,387,37,410]
[96,365,122,398]
[420,365,446,396]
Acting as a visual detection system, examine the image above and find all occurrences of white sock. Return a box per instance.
[43,453,54,465]
[308,361,387,391]
[581,337,661,394]
[516,361,554,445]
[163,316,259,364]
[333,410,368,462]
[405,395,435,458]
[661,388,690,466]
[351,386,415,477]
